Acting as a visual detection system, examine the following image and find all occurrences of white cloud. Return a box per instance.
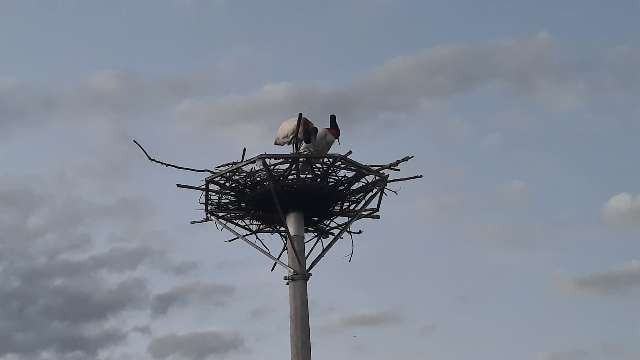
[603,193,640,226]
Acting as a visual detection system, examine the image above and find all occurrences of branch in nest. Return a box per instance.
[384,187,399,196]
[133,139,215,174]
[388,175,423,183]
[370,156,414,172]
[346,226,355,262]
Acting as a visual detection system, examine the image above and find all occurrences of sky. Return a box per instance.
[1,0,640,359]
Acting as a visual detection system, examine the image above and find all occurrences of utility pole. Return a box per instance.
[286,211,311,360]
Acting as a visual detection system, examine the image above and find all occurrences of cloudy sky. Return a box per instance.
[1,0,640,359]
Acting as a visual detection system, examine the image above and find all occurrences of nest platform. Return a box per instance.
[175,152,420,272]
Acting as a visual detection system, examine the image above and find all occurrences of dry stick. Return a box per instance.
[261,159,304,270]
[218,216,257,236]
[305,239,320,259]
[209,214,295,272]
[207,155,260,181]
[375,179,387,210]
[254,233,271,253]
[347,230,355,262]
[215,147,249,170]
[190,218,212,224]
[177,183,207,191]
[133,139,214,174]
[371,156,415,173]
[388,175,423,183]
[224,226,265,243]
[319,156,341,181]
[307,185,386,272]
[178,184,229,196]
[270,245,288,272]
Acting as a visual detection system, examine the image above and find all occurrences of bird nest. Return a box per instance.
[203,153,388,233]
[134,140,420,272]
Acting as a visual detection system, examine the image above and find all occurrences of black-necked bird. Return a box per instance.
[274,116,315,146]
[300,114,340,155]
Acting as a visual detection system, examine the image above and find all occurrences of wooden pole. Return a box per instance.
[285,211,311,360]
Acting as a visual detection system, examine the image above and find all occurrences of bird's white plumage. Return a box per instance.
[300,128,337,155]
[274,117,314,146]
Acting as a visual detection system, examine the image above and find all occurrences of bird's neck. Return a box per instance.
[326,128,339,139]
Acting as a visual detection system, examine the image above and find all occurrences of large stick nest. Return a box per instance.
[134,140,420,271]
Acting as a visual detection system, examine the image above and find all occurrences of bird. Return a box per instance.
[300,114,340,155]
[274,116,315,147]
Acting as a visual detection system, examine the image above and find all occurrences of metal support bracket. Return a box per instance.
[284,273,312,282]
[209,214,296,273]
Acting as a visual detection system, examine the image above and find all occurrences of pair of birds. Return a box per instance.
[273,114,341,155]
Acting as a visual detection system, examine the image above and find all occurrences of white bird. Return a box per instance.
[274,116,315,146]
[300,114,340,155]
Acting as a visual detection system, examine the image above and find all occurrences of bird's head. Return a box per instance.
[328,114,340,143]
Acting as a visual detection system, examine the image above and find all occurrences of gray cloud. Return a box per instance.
[0,70,217,356]
[151,282,235,317]
[0,233,153,357]
[0,177,193,358]
[177,33,617,129]
[537,350,590,360]
[4,34,638,140]
[147,330,244,360]
[0,78,55,130]
[537,343,637,360]
[335,310,403,328]
[0,69,206,136]
[0,265,148,357]
[17,246,160,284]
[248,305,274,320]
[557,260,640,295]
[319,309,403,333]
[131,325,153,337]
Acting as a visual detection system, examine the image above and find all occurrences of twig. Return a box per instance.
[133,139,214,174]
[371,156,414,172]
[384,187,399,195]
[388,175,423,183]
[270,245,287,272]
[346,227,355,262]
[190,218,212,224]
